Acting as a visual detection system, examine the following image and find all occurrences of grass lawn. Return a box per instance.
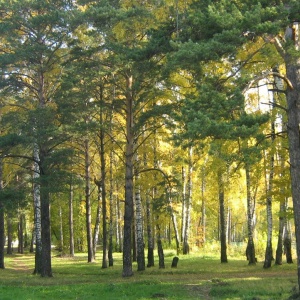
[0,250,298,299]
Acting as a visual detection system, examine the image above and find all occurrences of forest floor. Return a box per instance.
[0,249,298,299]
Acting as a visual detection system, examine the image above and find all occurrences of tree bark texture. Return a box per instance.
[122,75,134,277]
[135,176,145,271]
[69,182,75,257]
[6,214,13,255]
[284,23,300,288]
[0,158,4,269]
[146,192,154,267]
[108,151,114,267]
[275,199,285,265]
[263,134,275,268]
[18,212,24,254]
[183,147,193,255]
[33,145,42,274]
[84,139,94,263]
[245,164,256,264]
[93,182,101,260]
[40,176,52,277]
[218,170,228,263]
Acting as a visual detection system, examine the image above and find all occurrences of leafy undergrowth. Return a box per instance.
[0,251,298,299]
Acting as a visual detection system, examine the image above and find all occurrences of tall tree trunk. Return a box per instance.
[181,166,186,243]
[218,170,228,263]
[93,181,101,260]
[6,214,13,254]
[146,192,154,267]
[275,198,285,265]
[263,120,275,268]
[183,147,193,255]
[108,150,114,267]
[168,189,180,255]
[156,219,165,269]
[40,173,52,277]
[275,21,299,288]
[122,74,134,277]
[275,151,287,265]
[84,139,94,263]
[0,157,5,269]
[18,212,24,254]
[245,164,256,265]
[99,109,107,269]
[116,188,122,252]
[284,210,293,264]
[135,160,145,271]
[263,152,274,268]
[200,165,206,245]
[59,206,64,254]
[33,145,42,274]
[69,181,74,257]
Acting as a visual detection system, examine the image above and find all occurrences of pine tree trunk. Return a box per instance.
[122,75,134,277]
[93,183,101,260]
[135,185,145,271]
[108,150,114,267]
[183,147,193,255]
[33,145,42,274]
[146,192,154,267]
[218,170,228,263]
[200,165,206,245]
[116,191,122,252]
[284,24,300,287]
[6,214,13,255]
[157,220,165,269]
[275,199,285,265]
[59,206,64,254]
[264,137,275,268]
[0,158,4,269]
[18,212,24,254]
[245,164,256,265]
[69,182,74,257]
[84,139,94,263]
[40,175,52,277]
[100,118,107,269]
[181,166,186,243]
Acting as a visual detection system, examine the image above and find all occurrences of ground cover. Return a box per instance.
[0,250,298,299]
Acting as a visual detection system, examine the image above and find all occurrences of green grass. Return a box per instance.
[0,250,298,299]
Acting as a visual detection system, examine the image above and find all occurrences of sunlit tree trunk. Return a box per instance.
[245,164,256,265]
[183,147,193,255]
[135,162,145,271]
[84,139,94,263]
[218,169,228,263]
[69,181,74,257]
[284,219,293,264]
[285,46,300,285]
[181,166,186,243]
[275,147,287,265]
[122,74,134,277]
[93,181,101,260]
[33,145,42,274]
[263,150,274,268]
[0,157,5,269]
[108,149,114,267]
[275,197,285,265]
[200,165,206,245]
